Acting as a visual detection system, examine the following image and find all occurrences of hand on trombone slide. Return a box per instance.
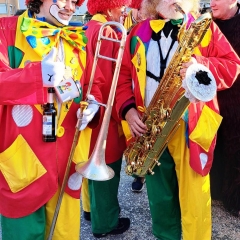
[77,94,103,131]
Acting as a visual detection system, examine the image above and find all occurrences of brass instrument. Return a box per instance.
[124,5,212,177]
[47,22,127,240]
[75,21,127,180]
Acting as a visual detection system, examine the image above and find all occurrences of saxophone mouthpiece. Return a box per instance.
[173,3,188,25]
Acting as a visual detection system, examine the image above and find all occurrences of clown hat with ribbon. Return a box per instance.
[129,0,142,10]
[87,0,132,15]
[25,0,85,7]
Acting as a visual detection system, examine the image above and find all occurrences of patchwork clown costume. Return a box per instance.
[115,15,240,240]
[80,0,132,237]
[0,6,103,240]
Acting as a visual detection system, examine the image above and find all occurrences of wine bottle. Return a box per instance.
[42,88,57,142]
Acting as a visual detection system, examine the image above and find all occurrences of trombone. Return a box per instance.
[75,21,127,180]
[47,21,127,240]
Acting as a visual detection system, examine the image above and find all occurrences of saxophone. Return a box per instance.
[124,4,212,177]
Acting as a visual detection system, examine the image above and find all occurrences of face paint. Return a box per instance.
[49,4,74,25]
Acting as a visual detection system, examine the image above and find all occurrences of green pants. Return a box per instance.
[1,207,46,240]
[145,149,181,240]
[88,159,122,234]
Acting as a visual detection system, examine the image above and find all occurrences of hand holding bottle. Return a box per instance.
[41,47,65,87]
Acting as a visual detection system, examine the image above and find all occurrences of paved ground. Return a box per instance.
[80,162,240,240]
[1,162,239,240]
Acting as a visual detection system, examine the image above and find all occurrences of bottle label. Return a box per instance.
[43,115,53,136]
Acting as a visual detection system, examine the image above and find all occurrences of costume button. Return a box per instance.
[57,126,65,137]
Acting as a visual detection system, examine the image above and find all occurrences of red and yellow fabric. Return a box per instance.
[115,16,240,240]
[0,11,103,218]
[117,17,239,176]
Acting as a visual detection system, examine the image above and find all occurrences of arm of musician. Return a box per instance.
[125,108,147,137]
[195,21,240,91]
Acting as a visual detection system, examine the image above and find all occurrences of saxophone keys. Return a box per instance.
[126,165,133,175]
[144,142,152,150]
[148,169,155,175]
[154,159,161,166]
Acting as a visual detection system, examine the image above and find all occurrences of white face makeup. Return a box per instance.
[39,0,77,26]
[49,4,73,25]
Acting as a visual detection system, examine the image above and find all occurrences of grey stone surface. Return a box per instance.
[80,162,240,240]
[0,162,239,240]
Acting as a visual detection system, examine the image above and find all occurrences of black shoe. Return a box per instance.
[93,217,130,238]
[131,177,145,193]
[229,209,240,217]
[84,208,121,222]
[83,211,91,221]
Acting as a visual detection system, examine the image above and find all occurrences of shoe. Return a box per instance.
[131,177,145,193]
[93,217,130,238]
[83,208,121,222]
[83,211,91,221]
[229,209,240,217]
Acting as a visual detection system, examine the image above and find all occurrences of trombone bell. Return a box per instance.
[75,160,115,181]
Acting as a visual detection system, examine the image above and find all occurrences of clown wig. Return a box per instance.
[129,0,142,9]
[87,0,132,15]
[129,0,142,10]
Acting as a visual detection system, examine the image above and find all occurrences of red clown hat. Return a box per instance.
[87,0,132,15]
[129,0,142,9]
[25,0,84,7]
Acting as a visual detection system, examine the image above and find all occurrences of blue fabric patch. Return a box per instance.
[26,35,37,48]
[41,37,50,45]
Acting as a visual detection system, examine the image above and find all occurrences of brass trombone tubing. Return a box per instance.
[75,21,127,180]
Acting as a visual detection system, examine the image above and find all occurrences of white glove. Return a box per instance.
[41,47,65,87]
[77,95,99,131]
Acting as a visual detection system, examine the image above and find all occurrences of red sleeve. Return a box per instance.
[0,17,47,105]
[195,21,240,90]
[115,31,136,119]
[85,21,122,123]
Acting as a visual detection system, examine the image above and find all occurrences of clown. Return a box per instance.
[0,0,103,239]
[115,0,240,239]
[79,0,133,238]
[124,0,144,32]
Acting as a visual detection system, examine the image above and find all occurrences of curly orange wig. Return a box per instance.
[87,0,132,15]
[129,0,142,9]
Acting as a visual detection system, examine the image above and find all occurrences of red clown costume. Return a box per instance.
[0,0,104,239]
[115,2,240,240]
[80,0,132,238]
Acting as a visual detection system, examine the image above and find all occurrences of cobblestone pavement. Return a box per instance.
[0,162,239,240]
